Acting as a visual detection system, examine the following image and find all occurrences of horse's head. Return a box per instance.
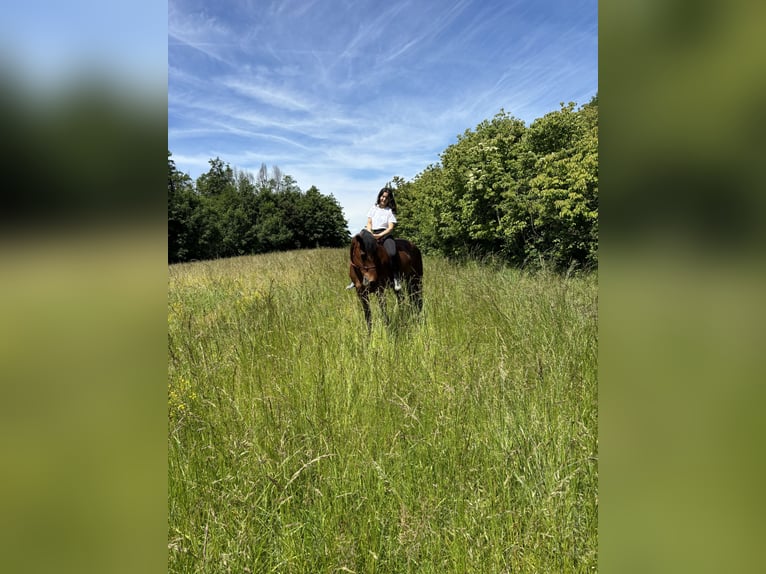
[350,230,381,287]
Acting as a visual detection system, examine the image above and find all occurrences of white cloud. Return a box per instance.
[169,0,598,234]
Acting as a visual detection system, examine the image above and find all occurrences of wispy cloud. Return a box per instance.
[169,0,598,230]
[222,78,314,112]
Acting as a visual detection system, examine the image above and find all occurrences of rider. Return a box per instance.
[365,186,401,291]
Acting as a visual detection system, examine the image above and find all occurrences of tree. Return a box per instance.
[395,164,447,254]
[168,151,202,262]
[196,157,235,197]
[387,97,598,270]
[448,111,526,253]
[257,163,269,189]
[295,186,349,248]
[523,101,598,269]
[412,110,527,257]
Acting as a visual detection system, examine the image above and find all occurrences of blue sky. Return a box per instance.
[169,0,597,231]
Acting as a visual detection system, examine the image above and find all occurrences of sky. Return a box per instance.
[169,0,597,232]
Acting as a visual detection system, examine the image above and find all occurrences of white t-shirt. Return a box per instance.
[367,205,397,230]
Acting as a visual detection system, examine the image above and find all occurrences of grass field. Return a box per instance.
[168,248,597,573]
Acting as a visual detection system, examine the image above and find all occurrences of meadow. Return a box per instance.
[168,248,597,573]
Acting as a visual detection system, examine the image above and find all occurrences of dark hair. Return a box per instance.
[375,186,397,214]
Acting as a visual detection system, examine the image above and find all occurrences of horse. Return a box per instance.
[349,229,423,332]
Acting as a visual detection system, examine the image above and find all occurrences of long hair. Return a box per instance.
[375,186,397,214]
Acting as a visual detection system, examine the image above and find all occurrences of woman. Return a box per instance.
[366,186,400,290]
[346,186,401,291]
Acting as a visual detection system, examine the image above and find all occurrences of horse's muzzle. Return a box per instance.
[362,276,370,286]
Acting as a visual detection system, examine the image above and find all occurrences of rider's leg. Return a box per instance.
[383,237,401,290]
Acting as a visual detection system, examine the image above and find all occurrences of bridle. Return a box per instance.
[350,256,377,289]
[350,241,379,272]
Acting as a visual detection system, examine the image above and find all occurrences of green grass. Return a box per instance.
[168,248,597,573]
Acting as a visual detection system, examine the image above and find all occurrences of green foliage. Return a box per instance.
[168,97,597,269]
[168,151,204,263]
[525,114,598,268]
[167,155,350,263]
[195,157,235,197]
[398,98,598,271]
[394,164,447,253]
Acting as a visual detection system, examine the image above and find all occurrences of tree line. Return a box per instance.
[168,156,349,263]
[169,95,597,270]
[393,96,598,271]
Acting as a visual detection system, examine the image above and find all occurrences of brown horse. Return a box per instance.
[349,229,423,332]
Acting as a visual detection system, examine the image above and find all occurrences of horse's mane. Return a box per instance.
[357,228,379,256]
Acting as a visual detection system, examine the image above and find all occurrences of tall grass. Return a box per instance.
[168,248,597,573]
